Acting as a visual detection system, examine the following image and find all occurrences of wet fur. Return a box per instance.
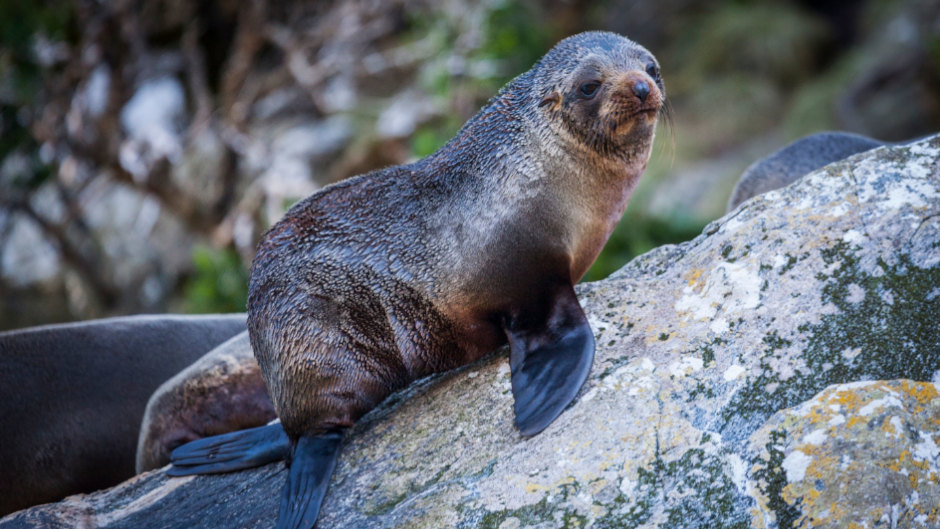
[0,314,245,515]
[171,32,665,529]
[248,31,665,441]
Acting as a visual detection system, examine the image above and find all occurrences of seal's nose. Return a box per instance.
[632,80,650,102]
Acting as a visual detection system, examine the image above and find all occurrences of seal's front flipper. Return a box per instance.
[276,431,344,529]
[167,423,290,476]
[506,285,595,437]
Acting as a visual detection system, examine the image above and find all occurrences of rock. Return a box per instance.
[2,136,937,528]
[748,379,940,528]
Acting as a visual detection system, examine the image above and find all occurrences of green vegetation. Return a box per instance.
[181,246,249,314]
[410,0,553,159]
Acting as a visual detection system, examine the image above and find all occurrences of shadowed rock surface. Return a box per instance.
[2,135,938,528]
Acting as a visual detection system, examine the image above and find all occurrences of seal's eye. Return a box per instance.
[579,81,601,98]
[645,62,660,80]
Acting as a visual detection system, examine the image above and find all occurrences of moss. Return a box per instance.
[718,243,940,443]
[721,243,734,260]
[364,490,411,517]
[688,381,716,401]
[778,254,799,275]
[701,344,716,367]
[475,480,580,529]
[592,441,751,528]
[751,429,802,528]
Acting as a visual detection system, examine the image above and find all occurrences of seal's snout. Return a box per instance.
[632,80,650,102]
[613,71,661,109]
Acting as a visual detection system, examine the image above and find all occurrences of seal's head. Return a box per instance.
[530,31,664,161]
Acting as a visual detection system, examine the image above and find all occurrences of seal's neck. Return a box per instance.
[426,77,655,282]
[533,118,656,282]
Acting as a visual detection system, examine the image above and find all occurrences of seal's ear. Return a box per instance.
[538,91,560,109]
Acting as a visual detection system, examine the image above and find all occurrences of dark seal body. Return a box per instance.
[248,34,662,439]
[0,314,245,516]
[172,31,664,529]
[726,131,888,211]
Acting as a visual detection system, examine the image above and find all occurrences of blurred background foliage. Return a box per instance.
[0,0,938,328]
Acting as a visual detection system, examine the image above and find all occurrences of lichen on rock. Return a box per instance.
[2,136,938,528]
[748,380,940,528]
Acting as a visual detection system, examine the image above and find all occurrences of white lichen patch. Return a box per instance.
[795,169,851,211]
[724,364,746,381]
[845,283,866,304]
[885,179,936,209]
[908,139,939,158]
[669,356,703,378]
[782,450,812,482]
[888,417,904,439]
[581,387,599,403]
[880,289,895,305]
[858,394,903,416]
[727,453,747,492]
[913,433,939,464]
[843,229,865,245]
[855,159,939,210]
[674,262,761,321]
[827,200,852,217]
[598,357,658,396]
[842,347,861,360]
[801,429,827,446]
[710,317,730,334]
[587,315,612,338]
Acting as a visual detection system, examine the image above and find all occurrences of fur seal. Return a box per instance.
[136,330,275,473]
[169,31,664,529]
[726,131,888,211]
[0,314,246,516]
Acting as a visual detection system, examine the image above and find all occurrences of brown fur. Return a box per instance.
[247,32,665,441]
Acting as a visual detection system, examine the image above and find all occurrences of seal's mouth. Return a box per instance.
[604,103,660,137]
[630,107,660,118]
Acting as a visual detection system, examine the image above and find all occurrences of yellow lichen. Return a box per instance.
[524,483,548,494]
[684,268,704,288]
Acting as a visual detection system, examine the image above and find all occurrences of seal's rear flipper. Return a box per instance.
[506,285,595,437]
[276,431,344,529]
[167,423,290,476]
